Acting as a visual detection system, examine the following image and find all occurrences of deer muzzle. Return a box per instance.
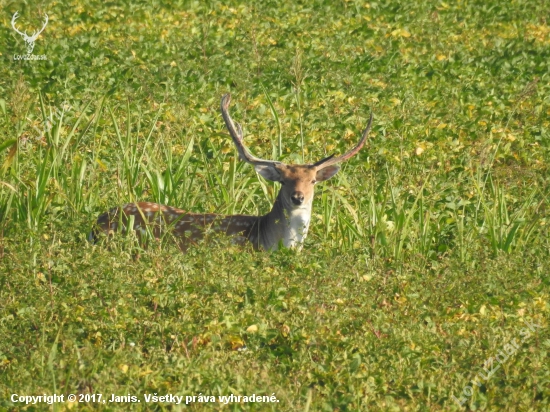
[291,191,305,205]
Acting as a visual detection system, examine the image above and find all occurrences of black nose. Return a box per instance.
[291,192,304,205]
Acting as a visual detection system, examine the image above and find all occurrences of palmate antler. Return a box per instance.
[11,12,49,54]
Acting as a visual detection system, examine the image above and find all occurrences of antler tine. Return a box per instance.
[221,94,281,167]
[314,112,373,169]
[11,12,27,36]
[32,13,49,39]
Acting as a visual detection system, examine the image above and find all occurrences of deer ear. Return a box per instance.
[316,165,340,181]
[254,165,282,182]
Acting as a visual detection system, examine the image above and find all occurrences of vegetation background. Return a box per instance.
[0,0,549,410]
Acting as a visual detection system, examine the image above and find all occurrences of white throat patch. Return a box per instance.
[283,207,311,249]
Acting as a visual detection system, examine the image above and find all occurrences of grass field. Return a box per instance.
[1,0,549,410]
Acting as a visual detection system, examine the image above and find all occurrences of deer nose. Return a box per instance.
[291,191,305,205]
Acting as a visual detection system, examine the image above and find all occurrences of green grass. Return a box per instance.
[1,0,549,410]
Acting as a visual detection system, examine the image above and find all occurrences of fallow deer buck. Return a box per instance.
[92,94,373,251]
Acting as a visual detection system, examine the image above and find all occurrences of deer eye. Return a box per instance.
[311,180,317,184]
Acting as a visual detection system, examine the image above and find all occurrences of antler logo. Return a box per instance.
[11,12,48,55]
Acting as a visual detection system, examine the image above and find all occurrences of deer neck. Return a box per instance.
[255,191,312,251]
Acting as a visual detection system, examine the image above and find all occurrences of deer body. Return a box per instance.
[94,202,260,250]
[92,95,372,251]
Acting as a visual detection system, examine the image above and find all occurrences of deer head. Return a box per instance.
[11,12,49,54]
[221,94,373,249]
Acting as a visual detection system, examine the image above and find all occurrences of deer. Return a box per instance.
[11,12,49,55]
[91,94,373,251]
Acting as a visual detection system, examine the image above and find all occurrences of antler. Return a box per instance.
[11,12,48,40]
[221,93,372,169]
[221,94,281,167]
[313,112,373,169]
[11,12,27,37]
[29,13,48,41]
